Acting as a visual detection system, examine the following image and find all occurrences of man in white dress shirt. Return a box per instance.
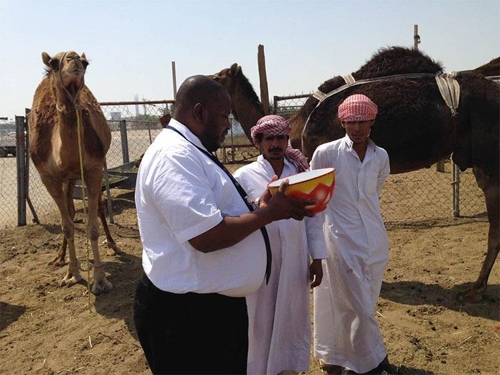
[133,76,316,375]
[234,115,328,375]
[311,94,392,375]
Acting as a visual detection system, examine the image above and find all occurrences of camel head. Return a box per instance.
[42,51,88,98]
[208,64,264,143]
[209,63,243,96]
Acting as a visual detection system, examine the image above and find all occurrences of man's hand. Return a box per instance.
[259,176,316,221]
[309,259,324,288]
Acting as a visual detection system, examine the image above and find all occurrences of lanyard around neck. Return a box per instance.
[166,125,271,284]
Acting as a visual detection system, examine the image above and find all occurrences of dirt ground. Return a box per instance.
[1,168,499,375]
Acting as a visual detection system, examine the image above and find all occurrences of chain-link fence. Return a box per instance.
[273,94,309,119]
[0,116,31,228]
[217,121,258,164]
[0,102,172,228]
[0,93,492,228]
[100,100,173,169]
[0,102,255,228]
[380,161,485,224]
[0,148,18,228]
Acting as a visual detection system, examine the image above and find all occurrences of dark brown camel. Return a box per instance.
[210,64,264,142]
[29,51,121,294]
[211,47,499,303]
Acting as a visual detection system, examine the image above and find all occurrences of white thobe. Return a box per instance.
[311,135,390,374]
[234,156,327,375]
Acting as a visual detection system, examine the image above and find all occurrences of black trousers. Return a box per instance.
[134,274,248,375]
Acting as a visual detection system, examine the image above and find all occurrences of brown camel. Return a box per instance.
[29,51,121,294]
[211,47,499,303]
[210,64,264,142]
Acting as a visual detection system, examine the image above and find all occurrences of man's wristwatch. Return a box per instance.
[252,197,260,210]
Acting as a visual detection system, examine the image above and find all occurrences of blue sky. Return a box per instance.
[1,0,499,120]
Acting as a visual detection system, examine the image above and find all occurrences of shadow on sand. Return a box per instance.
[381,280,500,321]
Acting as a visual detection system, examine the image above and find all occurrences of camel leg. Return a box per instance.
[98,196,122,256]
[86,173,113,295]
[40,175,83,287]
[48,181,76,267]
[459,168,500,303]
[49,236,68,267]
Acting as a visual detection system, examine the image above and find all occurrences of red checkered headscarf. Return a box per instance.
[250,115,309,173]
[338,94,378,122]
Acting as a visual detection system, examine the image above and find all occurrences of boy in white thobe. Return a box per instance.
[234,115,328,375]
[311,95,391,375]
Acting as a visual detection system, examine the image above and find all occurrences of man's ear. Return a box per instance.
[193,103,205,124]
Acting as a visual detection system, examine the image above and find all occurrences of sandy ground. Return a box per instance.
[1,169,499,375]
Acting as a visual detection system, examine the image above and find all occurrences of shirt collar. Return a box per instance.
[343,134,377,153]
[168,118,209,152]
[256,154,295,175]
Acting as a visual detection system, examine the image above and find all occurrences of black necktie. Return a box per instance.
[166,126,272,284]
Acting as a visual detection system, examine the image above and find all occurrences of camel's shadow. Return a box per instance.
[103,189,136,217]
[0,301,26,331]
[40,223,63,235]
[381,280,500,320]
[34,187,141,338]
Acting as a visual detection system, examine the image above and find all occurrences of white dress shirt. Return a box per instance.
[135,119,267,297]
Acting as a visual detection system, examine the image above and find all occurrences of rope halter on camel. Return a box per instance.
[55,52,85,114]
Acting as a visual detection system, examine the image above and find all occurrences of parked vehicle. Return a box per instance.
[0,133,16,157]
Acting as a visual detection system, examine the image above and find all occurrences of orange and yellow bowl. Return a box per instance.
[267,167,336,214]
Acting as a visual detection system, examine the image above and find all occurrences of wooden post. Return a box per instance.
[258,45,270,115]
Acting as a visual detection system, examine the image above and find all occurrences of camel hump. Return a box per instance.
[355,46,443,79]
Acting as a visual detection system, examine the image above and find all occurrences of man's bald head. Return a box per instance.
[174,75,229,120]
[172,74,232,152]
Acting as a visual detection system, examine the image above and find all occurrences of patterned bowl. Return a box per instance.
[267,167,336,214]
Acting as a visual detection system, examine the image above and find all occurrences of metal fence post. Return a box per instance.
[119,120,130,164]
[16,116,27,226]
[103,159,114,224]
[453,163,460,217]
[147,122,153,144]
